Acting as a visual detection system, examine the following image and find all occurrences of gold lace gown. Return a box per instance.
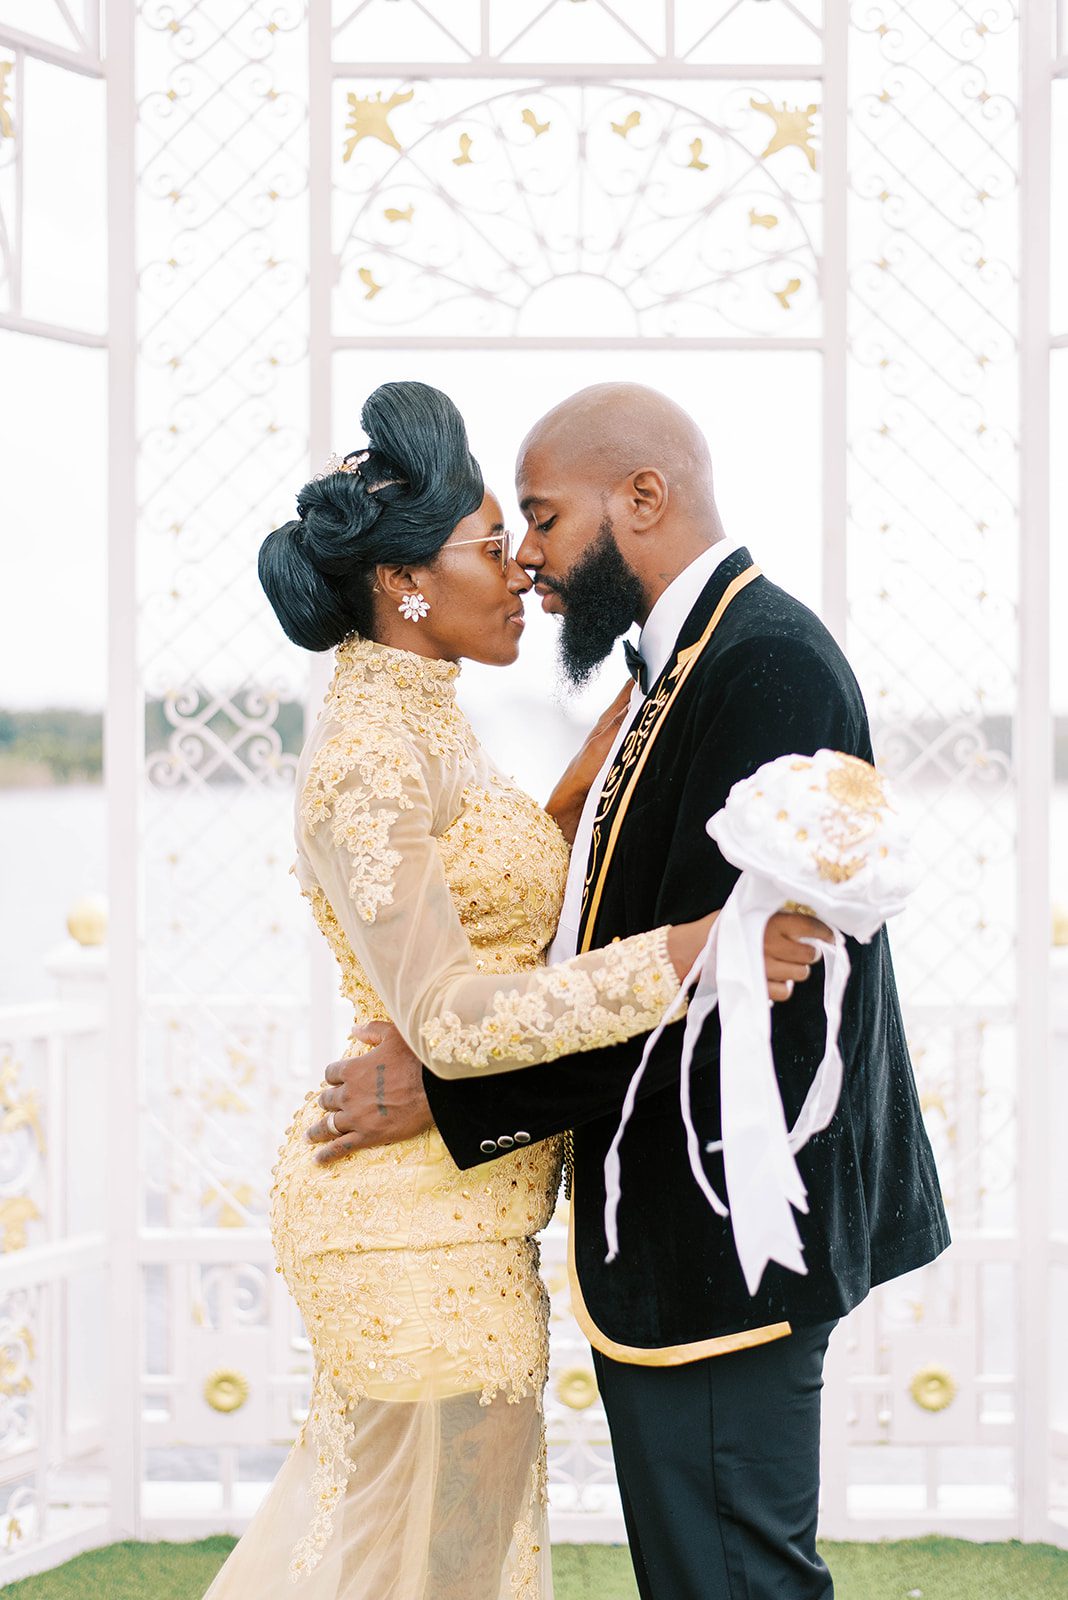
[204,638,675,1600]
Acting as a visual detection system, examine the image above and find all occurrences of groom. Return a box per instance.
[308,384,950,1599]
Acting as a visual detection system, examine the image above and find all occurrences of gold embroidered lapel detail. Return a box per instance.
[578,564,761,952]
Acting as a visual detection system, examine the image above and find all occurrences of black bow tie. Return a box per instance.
[622,638,648,695]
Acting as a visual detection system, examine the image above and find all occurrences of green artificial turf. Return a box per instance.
[3,1534,1067,1598]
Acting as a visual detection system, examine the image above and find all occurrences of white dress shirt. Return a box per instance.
[548,537,741,965]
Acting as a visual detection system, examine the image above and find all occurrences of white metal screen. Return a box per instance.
[0,0,1062,1579]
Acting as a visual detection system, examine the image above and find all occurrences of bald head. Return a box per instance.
[519,382,716,513]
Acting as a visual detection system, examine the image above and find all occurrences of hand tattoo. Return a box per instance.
[375,1063,388,1118]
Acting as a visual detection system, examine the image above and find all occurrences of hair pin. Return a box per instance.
[314,448,368,480]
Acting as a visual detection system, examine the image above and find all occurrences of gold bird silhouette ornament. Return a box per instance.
[522,108,550,137]
[453,132,474,166]
[774,278,802,310]
[611,109,641,139]
[687,138,709,171]
[383,204,414,223]
[358,267,384,300]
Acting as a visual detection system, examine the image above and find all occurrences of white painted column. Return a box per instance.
[305,0,339,1071]
[1017,0,1055,1546]
[821,0,849,646]
[104,0,142,1540]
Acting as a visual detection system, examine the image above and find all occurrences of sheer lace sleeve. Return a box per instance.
[299,729,676,1079]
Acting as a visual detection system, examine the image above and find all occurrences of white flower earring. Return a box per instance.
[399,593,430,622]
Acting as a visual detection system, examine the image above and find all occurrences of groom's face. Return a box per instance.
[515,443,646,688]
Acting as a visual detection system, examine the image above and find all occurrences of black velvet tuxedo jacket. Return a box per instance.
[425,548,950,1352]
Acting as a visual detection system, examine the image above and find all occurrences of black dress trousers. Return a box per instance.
[592,1322,837,1600]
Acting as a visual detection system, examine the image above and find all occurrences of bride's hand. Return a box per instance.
[545,680,634,844]
[667,910,833,1001]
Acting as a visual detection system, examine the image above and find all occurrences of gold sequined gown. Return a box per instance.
[204,638,675,1600]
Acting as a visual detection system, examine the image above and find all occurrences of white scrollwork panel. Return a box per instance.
[490,0,663,64]
[142,1258,310,1478]
[143,1002,311,1232]
[541,1205,619,1524]
[333,0,482,63]
[0,1290,37,1459]
[0,1480,40,1560]
[137,0,310,700]
[0,1047,46,1260]
[827,0,1022,1532]
[135,0,312,1237]
[848,0,1019,998]
[675,0,823,67]
[334,79,822,339]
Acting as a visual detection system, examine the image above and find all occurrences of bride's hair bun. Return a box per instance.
[259,381,484,652]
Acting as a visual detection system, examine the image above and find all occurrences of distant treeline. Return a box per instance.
[0,707,105,784]
[0,699,307,786]
[1,703,1067,787]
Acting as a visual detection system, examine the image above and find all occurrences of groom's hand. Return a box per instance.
[765,910,833,1002]
[307,1022,434,1164]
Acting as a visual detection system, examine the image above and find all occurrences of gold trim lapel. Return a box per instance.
[578,563,761,953]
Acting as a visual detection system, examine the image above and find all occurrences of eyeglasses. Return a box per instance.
[440,530,518,575]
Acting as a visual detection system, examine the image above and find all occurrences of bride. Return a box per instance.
[203,381,816,1599]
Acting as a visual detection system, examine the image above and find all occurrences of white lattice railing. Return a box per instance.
[3,927,1066,1578]
[0,947,110,1583]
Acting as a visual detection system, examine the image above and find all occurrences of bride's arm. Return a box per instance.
[299,725,707,1081]
[544,681,634,844]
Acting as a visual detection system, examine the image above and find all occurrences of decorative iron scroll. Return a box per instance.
[335,79,823,338]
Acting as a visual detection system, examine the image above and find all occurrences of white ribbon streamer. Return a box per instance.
[714,874,808,1294]
[603,884,853,1295]
[677,916,730,1229]
[602,932,710,1265]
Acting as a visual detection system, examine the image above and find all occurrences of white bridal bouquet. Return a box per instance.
[604,749,914,1296]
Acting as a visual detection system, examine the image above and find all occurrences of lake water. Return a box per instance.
[2,772,1067,1008]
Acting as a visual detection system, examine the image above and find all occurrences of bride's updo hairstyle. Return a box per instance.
[259,380,484,652]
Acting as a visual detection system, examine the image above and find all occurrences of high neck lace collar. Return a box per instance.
[332,635,461,700]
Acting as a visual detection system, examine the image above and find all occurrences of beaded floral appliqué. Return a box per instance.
[422,925,676,1071]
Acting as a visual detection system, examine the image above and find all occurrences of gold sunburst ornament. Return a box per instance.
[909,1364,957,1413]
[556,1367,599,1410]
[342,88,414,160]
[750,97,819,171]
[204,1369,250,1413]
[826,754,888,816]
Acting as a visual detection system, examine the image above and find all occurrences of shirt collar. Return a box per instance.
[637,537,742,688]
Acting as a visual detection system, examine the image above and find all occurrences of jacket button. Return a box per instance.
[497,1135,515,1150]
[514,1131,531,1144]
[479,1139,497,1153]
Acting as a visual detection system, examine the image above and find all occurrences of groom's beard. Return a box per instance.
[550,518,645,689]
